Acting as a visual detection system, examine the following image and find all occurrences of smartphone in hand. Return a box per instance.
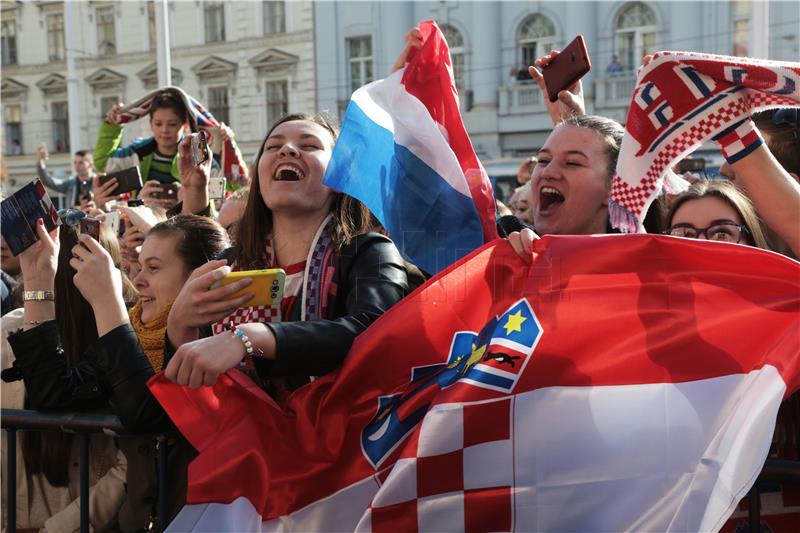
[542,35,592,103]
[100,166,143,194]
[211,268,286,308]
[191,131,210,166]
[151,182,180,200]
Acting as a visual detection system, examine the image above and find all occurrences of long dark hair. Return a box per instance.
[233,113,374,269]
[22,223,135,487]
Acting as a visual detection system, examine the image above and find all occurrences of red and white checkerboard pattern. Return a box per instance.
[611,90,798,230]
[211,305,281,335]
[715,119,764,164]
[611,50,799,232]
[360,398,514,533]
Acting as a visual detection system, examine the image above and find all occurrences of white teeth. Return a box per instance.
[541,186,563,196]
[275,164,304,179]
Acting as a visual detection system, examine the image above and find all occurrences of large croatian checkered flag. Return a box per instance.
[150,236,800,532]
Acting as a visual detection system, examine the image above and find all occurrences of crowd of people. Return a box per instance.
[1,26,799,532]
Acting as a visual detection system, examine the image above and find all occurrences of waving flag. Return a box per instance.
[115,86,249,187]
[611,52,800,233]
[151,235,799,532]
[323,21,496,275]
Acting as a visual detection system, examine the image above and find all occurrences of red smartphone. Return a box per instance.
[542,35,592,103]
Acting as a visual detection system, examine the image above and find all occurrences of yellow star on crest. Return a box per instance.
[503,310,527,335]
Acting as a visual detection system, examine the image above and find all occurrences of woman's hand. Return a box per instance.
[178,135,213,214]
[529,50,586,125]
[92,175,121,211]
[507,228,540,265]
[165,322,276,389]
[120,225,145,264]
[391,27,424,73]
[167,260,255,347]
[19,219,60,288]
[105,103,125,125]
[70,234,121,308]
[70,234,128,335]
[138,180,164,206]
[117,204,161,233]
[177,135,212,190]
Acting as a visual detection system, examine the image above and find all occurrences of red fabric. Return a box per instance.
[149,235,800,523]
[401,21,497,245]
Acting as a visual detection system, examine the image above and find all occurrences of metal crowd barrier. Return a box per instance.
[1,408,169,533]
[2,408,799,532]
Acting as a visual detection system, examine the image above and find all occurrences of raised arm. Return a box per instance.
[726,144,800,257]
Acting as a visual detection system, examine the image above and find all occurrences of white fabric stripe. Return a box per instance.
[351,70,472,198]
[512,366,785,532]
[168,476,381,532]
[490,337,535,355]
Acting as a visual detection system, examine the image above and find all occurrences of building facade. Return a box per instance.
[1,0,314,193]
[314,0,799,162]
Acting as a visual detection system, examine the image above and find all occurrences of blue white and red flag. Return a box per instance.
[150,235,800,532]
[323,21,497,275]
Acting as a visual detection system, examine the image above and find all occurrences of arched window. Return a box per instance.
[440,24,466,90]
[517,14,557,70]
[615,2,657,70]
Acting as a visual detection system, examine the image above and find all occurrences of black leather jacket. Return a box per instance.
[165,231,410,390]
[5,231,410,425]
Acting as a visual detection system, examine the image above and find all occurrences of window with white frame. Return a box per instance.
[731,1,751,56]
[347,36,373,93]
[100,96,120,121]
[96,5,116,56]
[148,1,157,51]
[440,24,466,90]
[1,16,17,65]
[204,1,225,43]
[266,80,288,124]
[264,1,285,35]
[208,86,230,125]
[47,12,65,61]
[5,105,22,155]
[518,15,557,71]
[615,2,657,71]
[52,101,70,153]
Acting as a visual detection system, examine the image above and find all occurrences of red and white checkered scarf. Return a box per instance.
[611,52,800,233]
[211,215,338,335]
[116,86,249,186]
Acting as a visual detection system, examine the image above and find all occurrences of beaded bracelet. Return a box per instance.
[232,326,265,358]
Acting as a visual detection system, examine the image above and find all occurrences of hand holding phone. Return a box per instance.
[541,35,591,103]
[100,166,143,194]
[151,181,181,200]
[211,268,286,308]
[191,131,210,166]
[529,36,589,124]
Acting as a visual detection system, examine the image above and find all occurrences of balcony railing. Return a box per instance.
[498,81,546,116]
[595,73,637,109]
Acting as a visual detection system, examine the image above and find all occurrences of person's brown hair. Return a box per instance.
[149,90,188,124]
[233,113,373,268]
[753,109,800,178]
[665,180,769,250]
[147,215,230,270]
[557,114,625,184]
[22,222,135,487]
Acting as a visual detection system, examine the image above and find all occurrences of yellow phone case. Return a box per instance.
[214,268,286,308]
